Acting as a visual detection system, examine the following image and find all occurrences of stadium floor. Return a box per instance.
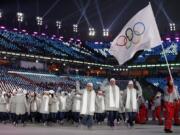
[0,123,180,135]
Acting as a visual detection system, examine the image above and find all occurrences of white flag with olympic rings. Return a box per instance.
[109,3,162,65]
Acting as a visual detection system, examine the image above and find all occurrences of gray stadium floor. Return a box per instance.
[0,123,180,135]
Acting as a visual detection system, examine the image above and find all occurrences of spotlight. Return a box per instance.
[17,12,24,22]
[33,31,38,35]
[175,37,179,42]
[36,16,43,26]
[13,28,18,31]
[22,29,26,32]
[103,28,109,37]
[0,26,5,29]
[89,27,95,36]
[73,24,78,32]
[169,23,176,31]
[55,68,59,71]
[56,21,61,29]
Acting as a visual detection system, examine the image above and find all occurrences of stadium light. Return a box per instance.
[0,26,5,29]
[17,12,24,22]
[73,24,78,32]
[89,27,95,36]
[169,23,176,31]
[165,37,171,42]
[175,37,179,42]
[103,28,109,37]
[36,16,43,26]
[33,31,38,35]
[56,21,61,29]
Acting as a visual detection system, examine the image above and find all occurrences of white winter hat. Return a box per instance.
[98,90,103,94]
[23,90,27,94]
[2,91,6,95]
[156,92,161,97]
[128,80,134,85]
[17,88,22,93]
[49,90,55,94]
[12,89,17,94]
[87,82,93,87]
[110,78,115,81]
[44,91,49,94]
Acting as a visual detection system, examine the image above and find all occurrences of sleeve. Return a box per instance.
[174,86,179,100]
[49,97,52,105]
[24,97,29,112]
[77,89,83,95]
[123,89,127,105]
[95,96,98,107]
[0,97,7,104]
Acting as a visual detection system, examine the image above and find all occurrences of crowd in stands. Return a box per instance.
[1,28,179,65]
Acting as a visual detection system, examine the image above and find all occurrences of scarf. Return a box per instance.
[81,89,96,115]
[98,95,105,111]
[125,88,137,111]
[33,100,37,111]
[56,100,59,111]
[60,96,67,110]
[75,95,81,111]
[43,95,49,112]
[109,85,120,108]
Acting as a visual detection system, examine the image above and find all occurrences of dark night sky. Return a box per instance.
[0,0,180,40]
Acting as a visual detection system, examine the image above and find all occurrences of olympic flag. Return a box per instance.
[109,3,162,65]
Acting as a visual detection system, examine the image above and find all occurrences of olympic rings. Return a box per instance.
[116,22,145,49]
[116,35,127,46]
[125,27,133,41]
[133,22,145,36]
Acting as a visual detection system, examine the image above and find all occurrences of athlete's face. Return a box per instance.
[169,80,173,86]
[128,84,134,89]
[86,85,93,91]
[110,80,116,86]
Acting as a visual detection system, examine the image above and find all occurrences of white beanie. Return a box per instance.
[12,89,17,94]
[2,91,6,95]
[17,88,22,93]
[23,90,27,94]
[110,78,115,81]
[128,80,134,85]
[49,90,55,94]
[156,92,161,97]
[98,90,103,94]
[87,82,93,87]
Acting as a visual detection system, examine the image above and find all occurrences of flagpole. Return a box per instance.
[160,43,174,82]
[149,1,174,82]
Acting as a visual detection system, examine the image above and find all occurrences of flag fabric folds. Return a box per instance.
[109,3,162,65]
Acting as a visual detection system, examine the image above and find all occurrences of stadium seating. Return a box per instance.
[146,77,180,93]
[0,66,107,92]
[134,41,180,63]
[0,29,106,62]
[1,28,179,64]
